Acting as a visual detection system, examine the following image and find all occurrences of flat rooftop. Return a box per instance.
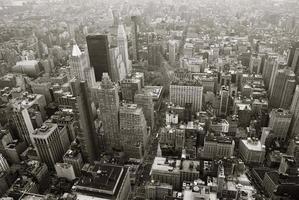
[74,164,126,197]
[143,86,163,100]
[240,139,265,151]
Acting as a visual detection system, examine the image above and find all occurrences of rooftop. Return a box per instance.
[74,164,127,197]
[33,123,57,137]
[241,138,265,151]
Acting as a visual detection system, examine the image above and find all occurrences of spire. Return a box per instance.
[72,44,82,57]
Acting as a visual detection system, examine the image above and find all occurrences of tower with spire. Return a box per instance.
[70,43,96,88]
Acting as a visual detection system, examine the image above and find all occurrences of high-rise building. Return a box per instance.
[219,86,229,116]
[70,44,96,88]
[289,85,299,138]
[287,42,299,67]
[148,42,161,66]
[11,93,47,144]
[170,80,203,112]
[268,109,292,142]
[86,35,111,82]
[91,73,120,149]
[120,103,148,159]
[32,123,66,168]
[0,154,9,172]
[63,148,83,177]
[117,22,131,75]
[249,54,262,74]
[269,68,296,108]
[134,90,155,129]
[71,80,98,163]
[131,16,139,61]
[120,72,144,102]
[262,53,278,89]
[291,48,299,76]
[169,40,178,66]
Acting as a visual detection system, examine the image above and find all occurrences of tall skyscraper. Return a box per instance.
[120,103,148,159]
[117,22,131,75]
[86,35,111,82]
[219,86,229,116]
[134,90,155,129]
[268,109,292,142]
[290,48,299,75]
[269,68,296,108]
[289,85,299,138]
[148,42,161,66]
[70,44,96,88]
[32,123,65,168]
[131,16,139,61]
[262,53,278,89]
[169,40,178,66]
[91,73,120,150]
[71,80,98,163]
[287,42,299,67]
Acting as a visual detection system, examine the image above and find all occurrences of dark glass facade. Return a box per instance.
[86,35,111,81]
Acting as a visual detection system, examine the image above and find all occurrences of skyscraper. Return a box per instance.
[268,109,292,142]
[219,86,229,116]
[262,53,278,89]
[290,48,299,76]
[117,22,131,75]
[91,73,120,150]
[148,42,161,66]
[269,68,296,108]
[131,16,139,61]
[71,80,98,163]
[287,42,299,67]
[32,122,65,168]
[120,103,148,159]
[70,44,96,88]
[134,90,155,129]
[86,35,111,82]
[289,85,299,138]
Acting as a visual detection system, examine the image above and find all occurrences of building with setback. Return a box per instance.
[119,103,148,159]
[134,90,155,129]
[70,44,96,88]
[91,73,120,149]
[268,109,292,141]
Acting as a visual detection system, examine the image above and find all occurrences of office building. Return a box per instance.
[148,42,161,66]
[150,157,200,190]
[287,42,299,72]
[134,90,155,129]
[289,85,299,138]
[169,40,179,66]
[202,133,235,159]
[120,103,148,159]
[145,181,173,200]
[131,15,139,61]
[239,138,265,164]
[219,86,229,116]
[268,109,292,141]
[249,54,262,74]
[63,148,84,177]
[120,72,144,102]
[117,22,131,75]
[270,68,295,109]
[0,154,9,172]
[70,44,96,88]
[262,53,278,89]
[170,80,203,112]
[73,163,131,200]
[91,73,120,149]
[11,93,47,144]
[86,35,111,81]
[32,123,65,168]
[55,163,76,181]
[287,137,299,163]
[71,80,98,163]
[12,60,44,78]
